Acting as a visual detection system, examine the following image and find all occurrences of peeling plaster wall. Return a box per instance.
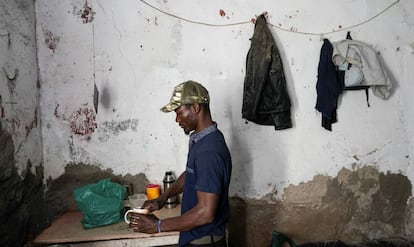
[36,0,414,196]
[34,0,414,244]
[0,0,42,174]
[0,0,44,245]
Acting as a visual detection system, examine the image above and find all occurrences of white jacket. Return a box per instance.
[332,39,392,100]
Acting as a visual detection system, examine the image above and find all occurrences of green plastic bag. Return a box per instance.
[269,231,296,247]
[74,178,126,229]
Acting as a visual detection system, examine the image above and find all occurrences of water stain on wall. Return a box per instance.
[97,119,139,141]
[43,29,60,53]
[229,166,412,247]
[69,107,97,135]
[68,135,92,162]
[80,1,94,24]
[25,106,38,138]
[54,104,98,135]
[100,86,111,109]
[0,95,4,118]
[71,1,95,24]
[0,123,47,246]
[54,102,138,139]
[46,163,149,213]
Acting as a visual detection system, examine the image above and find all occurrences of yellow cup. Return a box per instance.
[146,184,160,200]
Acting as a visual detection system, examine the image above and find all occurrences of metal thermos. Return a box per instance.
[163,171,177,208]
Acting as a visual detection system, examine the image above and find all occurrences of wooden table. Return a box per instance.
[34,206,181,246]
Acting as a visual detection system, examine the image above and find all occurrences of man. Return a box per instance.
[129,80,232,247]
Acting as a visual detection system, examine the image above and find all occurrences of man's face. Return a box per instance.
[174,104,197,135]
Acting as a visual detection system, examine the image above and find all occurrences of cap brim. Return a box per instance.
[160,102,181,113]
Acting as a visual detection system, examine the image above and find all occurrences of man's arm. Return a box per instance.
[160,171,186,202]
[159,190,219,232]
[143,171,186,211]
[130,190,219,234]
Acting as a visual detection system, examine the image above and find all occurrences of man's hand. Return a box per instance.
[142,198,164,213]
[128,212,160,234]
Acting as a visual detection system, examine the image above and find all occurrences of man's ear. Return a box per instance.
[192,103,201,114]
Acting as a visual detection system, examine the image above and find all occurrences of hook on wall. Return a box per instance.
[251,11,269,24]
[2,66,18,81]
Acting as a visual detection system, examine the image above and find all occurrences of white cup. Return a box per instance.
[124,207,149,224]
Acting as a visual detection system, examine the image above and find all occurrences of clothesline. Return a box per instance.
[138,0,400,35]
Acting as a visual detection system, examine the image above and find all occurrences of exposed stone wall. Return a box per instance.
[0,123,47,247]
[228,166,412,247]
[45,163,149,216]
[0,121,149,246]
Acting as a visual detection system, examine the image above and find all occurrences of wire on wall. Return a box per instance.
[139,0,251,27]
[139,0,400,35]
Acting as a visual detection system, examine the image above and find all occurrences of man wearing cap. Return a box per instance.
[129,80,232,247]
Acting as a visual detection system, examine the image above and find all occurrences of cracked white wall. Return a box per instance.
[35,0,414,198]
[0,0,42,175]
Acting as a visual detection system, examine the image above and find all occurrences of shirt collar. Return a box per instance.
[189,122,218,149]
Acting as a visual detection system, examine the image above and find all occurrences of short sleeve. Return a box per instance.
[194,151,225,195]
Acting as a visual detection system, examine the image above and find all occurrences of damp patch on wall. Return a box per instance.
[0,123,47,246]
[0,95,4,118]
[25,106,38,139]
[229,166,413,247]
[45,163,149,212]
[97,119,139,142]
[54,104,97,136]
[43,29,60,54]
[68,135,92,163]
[79,2,94,24]
[71,1,95,24]
[69,107,97,136]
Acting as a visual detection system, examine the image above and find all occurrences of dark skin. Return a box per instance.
[129,103,219,234]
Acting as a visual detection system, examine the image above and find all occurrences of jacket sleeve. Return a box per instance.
[315,39,343,128]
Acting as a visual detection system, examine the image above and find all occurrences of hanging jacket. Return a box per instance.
[242,15,292,130]
[315,39,343,131]
[332,39,392,100]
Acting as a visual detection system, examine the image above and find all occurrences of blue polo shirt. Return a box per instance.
[178,124,232,246]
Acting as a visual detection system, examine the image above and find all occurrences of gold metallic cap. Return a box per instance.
[161,80,209,112]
